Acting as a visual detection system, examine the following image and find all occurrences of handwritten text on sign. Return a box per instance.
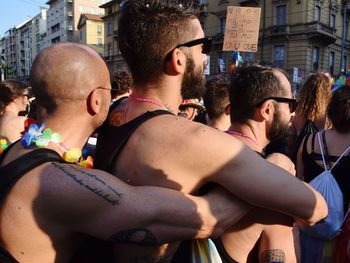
[223,6,261,52]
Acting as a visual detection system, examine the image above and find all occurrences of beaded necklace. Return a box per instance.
[21,123,93,168]
[128,94,170,111]
[225,130,259,147]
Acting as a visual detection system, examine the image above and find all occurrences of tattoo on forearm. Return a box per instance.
[110,228,158,246]
[261,249,286,263]
[52,162,123,206]
[129,254,173,263]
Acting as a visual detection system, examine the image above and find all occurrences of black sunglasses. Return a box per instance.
[165,37,212,60]
[256,97,299,113]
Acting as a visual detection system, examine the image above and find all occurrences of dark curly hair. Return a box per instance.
[327,86,350,133]
[0,80,29,114]
[118,0,200,84]
[111,70,133,98]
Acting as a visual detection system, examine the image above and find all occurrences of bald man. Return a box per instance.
[0,43,250,263]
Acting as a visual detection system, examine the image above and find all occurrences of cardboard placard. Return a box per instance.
[223,6,261,52]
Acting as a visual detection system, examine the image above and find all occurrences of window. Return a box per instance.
[343,55,348,72]
[107,43,112,56]
[315,6,321,21]
[274,45,285,68]
[313,47,319,72]
[330,14,336,28]
[98,38,102,46]
[107,23,112,35]
[97,25,102,35]
[219,17,226,34]
[79,30,83,41]
[329,51,335,75]
[218,52,226,73]
[276,4,287,25]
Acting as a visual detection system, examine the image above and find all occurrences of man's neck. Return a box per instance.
[38,117,94,157]
[207,115,231,132]
[228,122,269,152]
[132,78,182,114]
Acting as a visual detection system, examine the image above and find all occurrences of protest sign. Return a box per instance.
[223,6,261,52]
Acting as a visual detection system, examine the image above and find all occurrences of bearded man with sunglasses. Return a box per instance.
[95,1,326,262]
[212,64,300,263]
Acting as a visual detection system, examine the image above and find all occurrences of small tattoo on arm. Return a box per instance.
[110,228,158,246]
[52,162,123,206]
[261,249,286,263]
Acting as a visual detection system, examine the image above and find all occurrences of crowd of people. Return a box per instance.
[0,0,349,263]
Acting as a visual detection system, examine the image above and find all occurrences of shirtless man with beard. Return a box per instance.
[95,1,327,262]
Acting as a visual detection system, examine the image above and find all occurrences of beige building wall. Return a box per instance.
[100,0,128,73]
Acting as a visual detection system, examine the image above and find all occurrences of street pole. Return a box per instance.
[341,1,347,72]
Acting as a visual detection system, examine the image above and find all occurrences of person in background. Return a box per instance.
[214,64,299,263]
[111,70,133,104]
[178,98,205,120]
[290,72,332,163]
[0,80,30,144]
[296,85,350,263]
[203,79,231,131]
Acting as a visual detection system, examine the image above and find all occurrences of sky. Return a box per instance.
[0,0,48,37]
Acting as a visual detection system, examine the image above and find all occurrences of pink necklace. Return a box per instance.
[225,130,259,146]
[129,94,165,108]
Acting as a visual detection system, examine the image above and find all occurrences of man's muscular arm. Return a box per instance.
[40,163,250,245]
[146,118,327,226]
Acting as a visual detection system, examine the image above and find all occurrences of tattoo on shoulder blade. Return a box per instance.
[110,228,158,246]
[52,162,123,206]
[261,249,286,263]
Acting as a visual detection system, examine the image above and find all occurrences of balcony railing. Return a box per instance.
[306,21,337,44]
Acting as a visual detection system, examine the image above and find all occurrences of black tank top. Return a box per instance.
[302,132,350,210]
[95,106,172,172]
[0,143,65,263]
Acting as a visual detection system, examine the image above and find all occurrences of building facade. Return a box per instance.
[46,0,105,45]
[100,0,128,73]
[202,0,350,84]
[77,13,104,55]
[3,28,18,79]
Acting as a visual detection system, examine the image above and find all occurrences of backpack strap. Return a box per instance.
[317,132,329,171]
[321,130,331,168]
[311,132,317,152]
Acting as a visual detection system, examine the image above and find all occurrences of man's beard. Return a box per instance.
[267,108,290,142]
[181,54,206,100]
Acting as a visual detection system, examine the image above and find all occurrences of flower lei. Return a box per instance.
[0,139,8,155]
[21,123,93,168]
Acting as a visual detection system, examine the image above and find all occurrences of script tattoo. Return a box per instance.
[110,228,158,246]
[52,162,123,206]
[261,249,286,263]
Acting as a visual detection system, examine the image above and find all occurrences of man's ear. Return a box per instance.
[256,100,274,122]
[86,89,102,116]
[164,48,187,76]
[224,104,231,116]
